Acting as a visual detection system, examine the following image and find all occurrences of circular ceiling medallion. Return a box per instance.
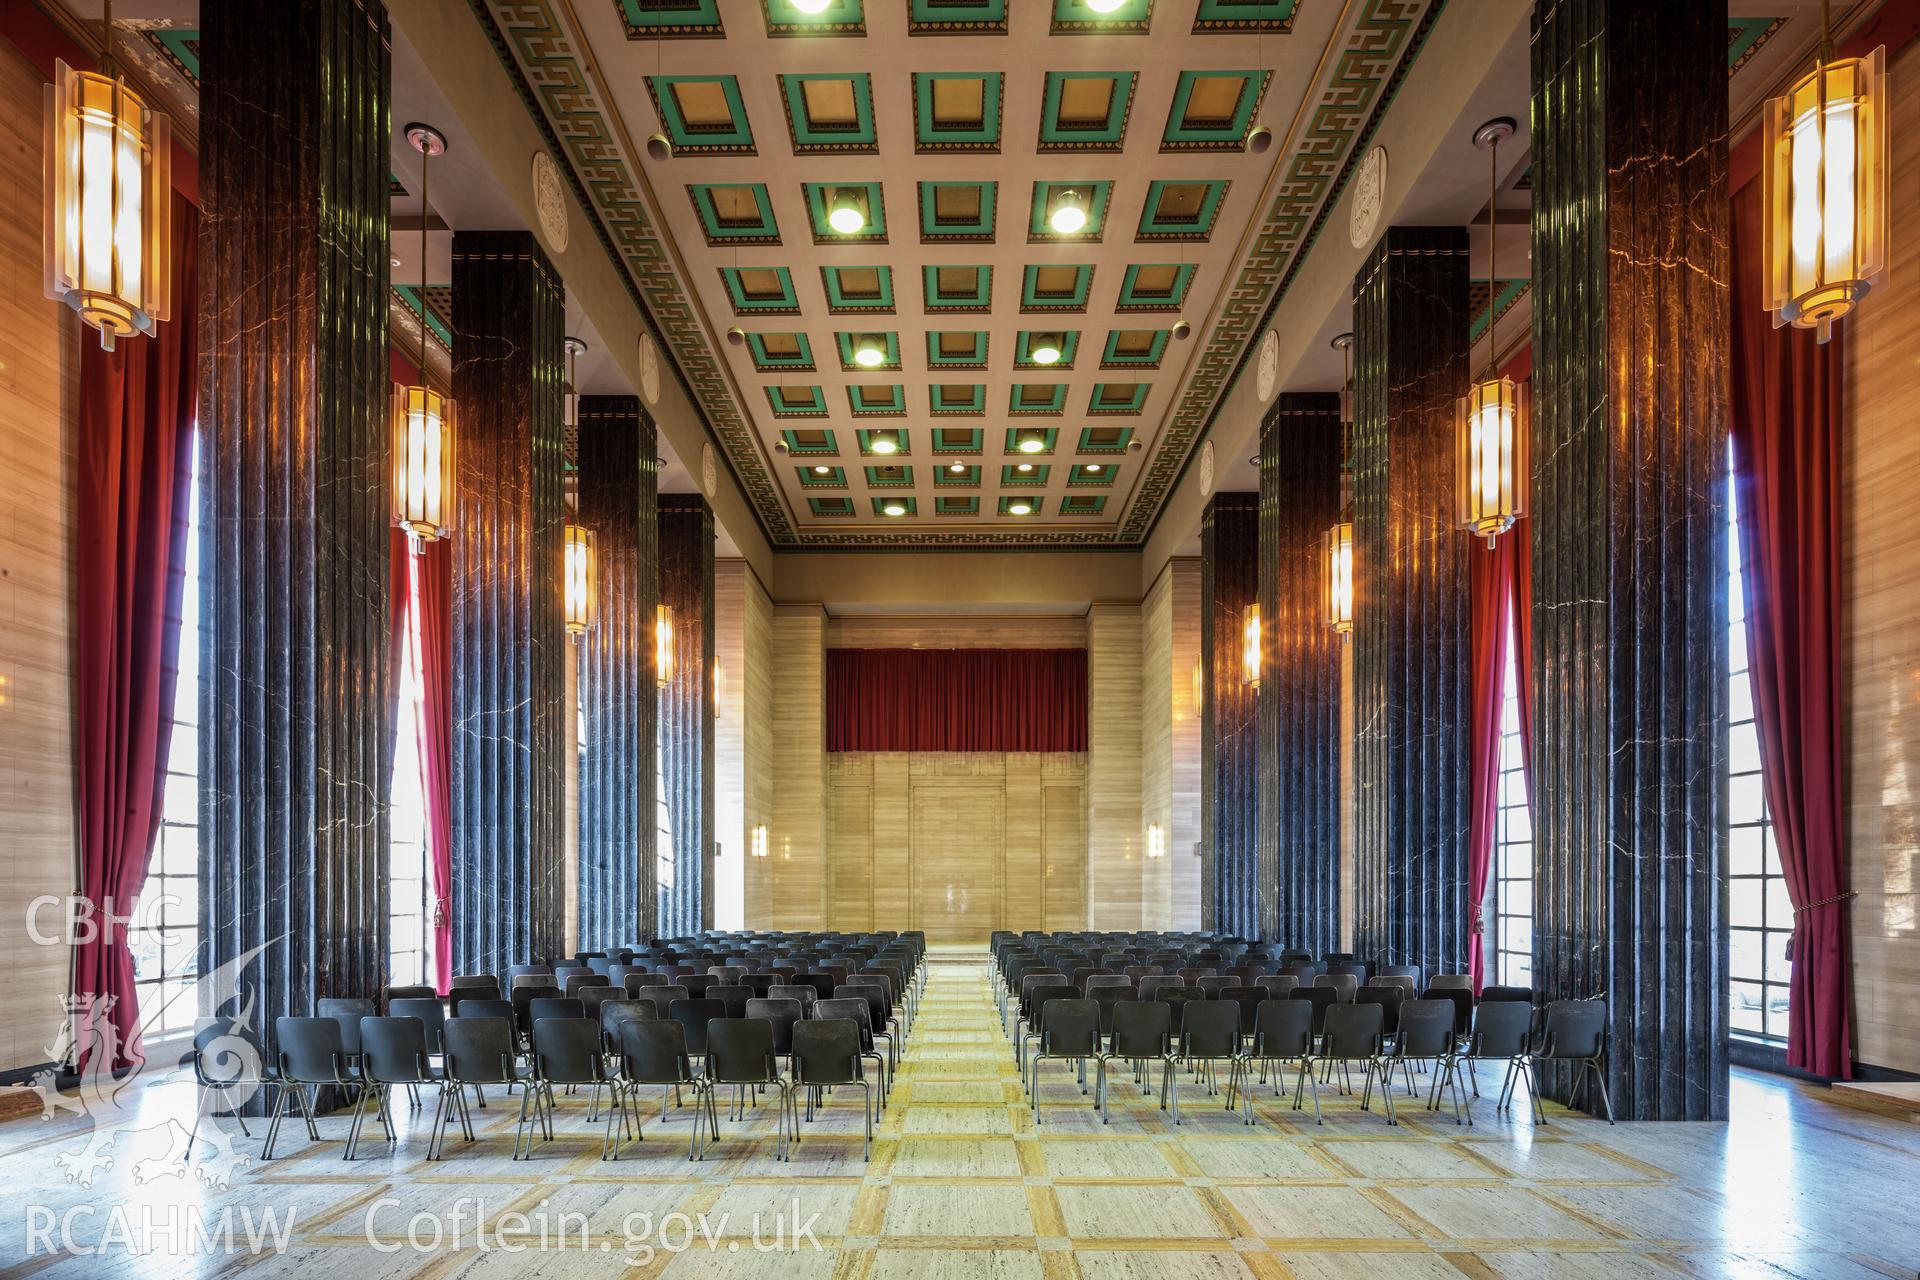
[1349,145,1388,250]
[531,152,569,255]
[638,333,661,405]
[1198,440,1216,497]
[1255,330,1281,402]
[700,442,718,499]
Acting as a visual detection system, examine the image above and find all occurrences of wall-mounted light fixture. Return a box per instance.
[751,824,769,858]
[1146,823,1166,860]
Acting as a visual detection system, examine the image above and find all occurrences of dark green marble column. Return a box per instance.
[657,494,715,939]
[1201,492,1258,936]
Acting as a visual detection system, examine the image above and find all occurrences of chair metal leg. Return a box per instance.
[261,1083,290,1160]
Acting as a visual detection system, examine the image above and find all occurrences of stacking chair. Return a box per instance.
[1157,986,1205,1038]
[1356,986,1404,1042]
[1313,973,1359,1003]
[511,985,563,1044]
[186,1018,273,1160]
[1015,979,1073,1070]
[1243,1000,1314,1122]
[1530,999,1613,1124]
[636,985,689,1017]
[389,997,447,1059]
[817,997,889,1106]
[707,966,747,983]
[385,984,437,1004]
[265,1017,358,1159]
[1289,986,1339,1043]
[1221,987,1268,1047]
[622,973,668,993]
[1255,975,1300,1000]
[1096,1000,1173,1122]
[747,997,806,1071]
[614,1019,715,1160]
[1138,974,1184,1001]
[564,974,611,998]
[528,996,585,1029]
[1481,984,1535,1004]
[1378,964,1421,987]
[669,998,725,1070]
[1435,998,1535,1125]
[835,985,896,1079]
[598,999,655,1052]
[1299,1002,1393,1125]
[708,984,754,1020]
[315,997,376,1070]
[1388,999,1457,1104]
[1175,999,1244,1124]
[455,998,513,1028]
[681,975,716,998]
[705,1018,796,1158]
[790,1019,874,1160]
[1422,986,1476,1046]
[1196,975,1237,998]
[767,983,818,1017]
[1122,965,1163,983]
[1427,974,1474,991]
[1027,998,1100,1122]
[434,1016,531,1159]
[350,1017,435,1159]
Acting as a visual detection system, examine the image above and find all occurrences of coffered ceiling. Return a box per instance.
[470,0,1449,548]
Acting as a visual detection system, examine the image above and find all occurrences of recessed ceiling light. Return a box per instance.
[1016,462,1034,472]
[949,461,967,474]
[883,501,907,517]
[1048,188,1088,235]
[1008,501,1032,516]
[1085,0,1126,12]
[827,187,866,236]
[1086,462,1103,472]
[791,0,831,12]
[1018,433,1046,454]
[813,464,832,474]
[852,334,886,367]
[869,432,898,455]
[1029,334,1063,365]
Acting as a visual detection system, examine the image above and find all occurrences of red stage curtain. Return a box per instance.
[826,648,1088,753]
[1731,183,1853,1078]
[1468,535,1514,994]
[73,194,199,1069]
[408,540,455,992]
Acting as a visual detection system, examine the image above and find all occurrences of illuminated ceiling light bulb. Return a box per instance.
[827,187,867,236]
[655,605,674,688]
[1085,462,1102,472]
[1018,432,1046,454]
[563,524,596,639]
[1325,520,1354,637]
[852,333,886,367]
[1008,501,1033,516]
[791,0,831,12]
[1455,117,1528,546]
[1016,462,1034,473]
[949,461,967,474]
[813,464,832,474]
[1762,17,1888,342]
[1241,603,1261,688]
[869,431,898,456]
[1029,334,1063,365]
[1048,188,1088,235]
[883,501,907,517]
[1085,0,1127,13]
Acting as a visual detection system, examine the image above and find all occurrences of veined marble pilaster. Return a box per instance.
[1203,493,1260,938]
[658,494,715,938]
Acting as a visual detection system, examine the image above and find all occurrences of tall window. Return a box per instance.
[388,598,431,988]
[1728,464,1790,1043]
[1492,616,1534,987]
[130,434,200,1039]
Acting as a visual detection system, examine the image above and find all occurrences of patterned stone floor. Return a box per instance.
[2,960,1919,1278]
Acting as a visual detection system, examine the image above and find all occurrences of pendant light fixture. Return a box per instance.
[828,187,867,236]
[1325,333,1355,638]
[869,429,899,456]
[851,332,886,367]
[1454,117,1528,548]
[563,336,586,429]
[654,605,675,688]
[1246,28,1273,154]
[1048,188,1088,235]
[1028,333,1063,365]
[391,123,456,546]
[562,524,595,638]
[1241,604,1261,688]
[1762,0,1888,343]
[44,0,173,350]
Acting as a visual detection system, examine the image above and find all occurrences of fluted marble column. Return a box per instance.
[1531,0,1729,1121]
[1259,394,1345,953]
[575,397,658,949]
[1201,493,1259,936]
[449,231,567,972]
[198,0,393,1032]
[658,494,715,938]
[1351,228,1472,979]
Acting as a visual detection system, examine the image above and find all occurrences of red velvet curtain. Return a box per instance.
[826,648,1088,753]
[1730,183,1853,1078]
[1468,534,1515,994]
[73,194,199,1070]
[409,540,455,992]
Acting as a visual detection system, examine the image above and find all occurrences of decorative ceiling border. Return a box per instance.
[470,0,1442,549]
[1121,0,1442,541]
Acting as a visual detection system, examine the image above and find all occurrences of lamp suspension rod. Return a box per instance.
[1486,131,1497,376]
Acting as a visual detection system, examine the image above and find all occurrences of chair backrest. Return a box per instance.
[669,998,725,1053]
[1471,998,1535,1057]
[1251,998,1314,1059]
[450,974,499,992]
[512,985,563,1034]
[1355,985,1403,1033]
[1313,973,1358,1003]
[618,1017,694,1085]
[705,1017,779,1084]
[506,964,551,983]
[1089,985,1132,1033]
[1019,971,1065,1002]
[387,998,447,1054]
[816,998,876,1052]
[442,1016,516,1084]
[529,997,585,1025]
[1368,975,1417,994]
[707,966,746,982]
[1255,975,1300,998]
[1137,975,1184,1000]
[1180,999,1242,1057]
[767,984,818,1014]
[621,973,667,992]
[1395,999,1456,1058]
[1082,974,1132,996]
[746,998,805,1052]
[1278,964,1319,983]
[706,984,753,1018]
[1481,984,1534,1004]
[1378,964,1421,984]
[1540,999,1607,1060]
[1321,1001,1385,1058]
[1122,965,1163,980]
[1195,975,1235,996]
[791,1018,862,1087]
[358,1016,431,1084]
[1427,974,1474,991]
[598,999,656,1041]
[1422,986,1475,1037]
[1288,986,1338,1034]
[564,974,612,997]
[192,1018,264,1086]
[681,975,716,998]
[385,984,437,1004]
[1037,997,1100,1056]
[640,984,689,1009]
[315,998,376,1055]
[1107,999,1173,1057]
[1221,987,1267,1032]
[275,1017,345,1083]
